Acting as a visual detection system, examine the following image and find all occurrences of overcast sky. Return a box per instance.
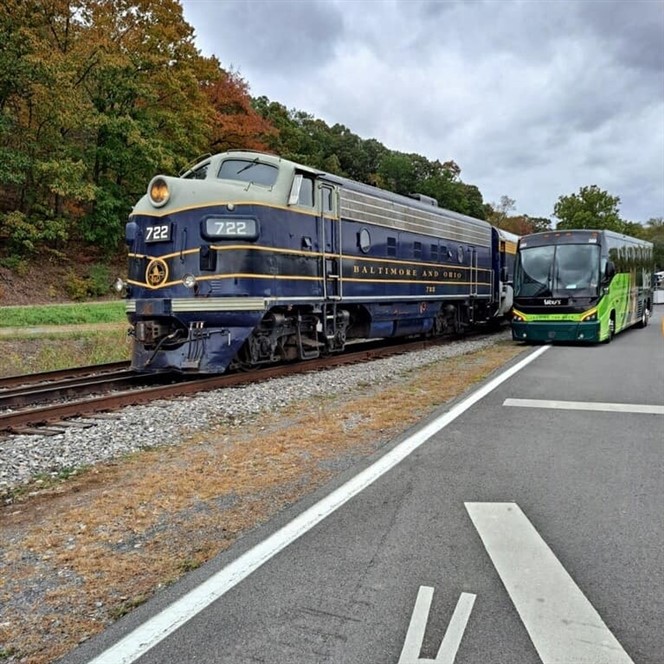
[180,0,664,224]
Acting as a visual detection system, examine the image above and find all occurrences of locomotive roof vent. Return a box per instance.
[408,193,438,207]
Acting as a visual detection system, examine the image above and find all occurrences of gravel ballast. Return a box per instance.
[0,333,511,496]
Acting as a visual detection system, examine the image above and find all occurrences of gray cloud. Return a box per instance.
[181,0,664,222]
[183,0,344,74]
[578,0,664,72]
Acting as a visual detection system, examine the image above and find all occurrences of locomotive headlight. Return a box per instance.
[148,177,170,208]
[182,273,197,289]
[113,277,126,294]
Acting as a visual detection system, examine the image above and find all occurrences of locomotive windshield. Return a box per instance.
[515,244,601,298]
[217,159,278,187]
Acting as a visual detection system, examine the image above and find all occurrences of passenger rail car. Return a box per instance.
[119,150,517,373]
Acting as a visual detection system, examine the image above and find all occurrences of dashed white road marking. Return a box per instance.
[398,587,476,664]
[504,397,664,415]
[466,502,634,664]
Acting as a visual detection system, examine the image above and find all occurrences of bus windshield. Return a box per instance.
[515,244,601,298]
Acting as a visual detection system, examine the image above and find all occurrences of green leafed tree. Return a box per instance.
[73,0,220,250]
[526,216,553,233]
[641,217,664,270]
[252,95,487,218]
[376,152,417,195]
[1,0,269,256]
[553,185,624,232]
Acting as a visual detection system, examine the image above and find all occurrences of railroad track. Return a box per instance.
[0,335,482,435]
[0,361,131,390]
[0,366,183,411]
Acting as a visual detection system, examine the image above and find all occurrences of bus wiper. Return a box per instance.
[236,158,259,175]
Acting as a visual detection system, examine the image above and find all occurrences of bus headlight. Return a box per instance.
[580,309,597,322]
[512,310,526,322]
[148,177,170,207]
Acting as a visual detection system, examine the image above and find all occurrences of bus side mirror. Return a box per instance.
[604,261,616,281]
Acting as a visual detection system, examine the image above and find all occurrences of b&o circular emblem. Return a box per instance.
[146,258,168,288]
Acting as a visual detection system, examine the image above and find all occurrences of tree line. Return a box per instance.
[1,0,661,269]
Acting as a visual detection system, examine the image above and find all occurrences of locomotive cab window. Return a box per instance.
[321,186,335,214]
[288,173,315,207]
[183,163,209,180]
[217,159,278,187]
[387,236,397,257]
[299,176,314,206]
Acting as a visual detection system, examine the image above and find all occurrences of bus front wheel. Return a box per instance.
[603,315,615,343]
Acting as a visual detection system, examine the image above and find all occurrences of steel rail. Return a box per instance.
[0,361,131,390]
[0,336,449,434]
[0,370,178,410]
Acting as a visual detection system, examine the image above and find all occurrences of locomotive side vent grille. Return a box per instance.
[340,190,491,247]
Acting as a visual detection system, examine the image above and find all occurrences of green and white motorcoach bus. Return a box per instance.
[512,229,654,343]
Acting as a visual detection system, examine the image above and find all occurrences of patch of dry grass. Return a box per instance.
[0,327,130,377]
[0,342,523,663]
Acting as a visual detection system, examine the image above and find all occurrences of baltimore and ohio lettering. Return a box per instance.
[350,264,465,280]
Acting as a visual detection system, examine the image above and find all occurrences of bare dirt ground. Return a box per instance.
[0,341,525,663]
[0,254,125,307]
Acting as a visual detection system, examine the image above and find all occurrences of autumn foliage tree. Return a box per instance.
[204,70,275,153]
[485,196,551,235]
[0,0,276,256]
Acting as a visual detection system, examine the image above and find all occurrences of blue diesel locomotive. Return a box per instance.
[117,150,517,373]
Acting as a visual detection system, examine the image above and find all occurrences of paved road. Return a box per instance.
[64,308,664,664]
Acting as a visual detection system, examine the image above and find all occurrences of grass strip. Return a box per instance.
[0,301,126,327]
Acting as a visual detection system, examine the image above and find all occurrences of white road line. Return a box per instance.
[504,397,664,415]
[398,588,476,664]
[465,502,634,664]
[85,346,549,664]
[399,586,435,663]
[436,592,476,663]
